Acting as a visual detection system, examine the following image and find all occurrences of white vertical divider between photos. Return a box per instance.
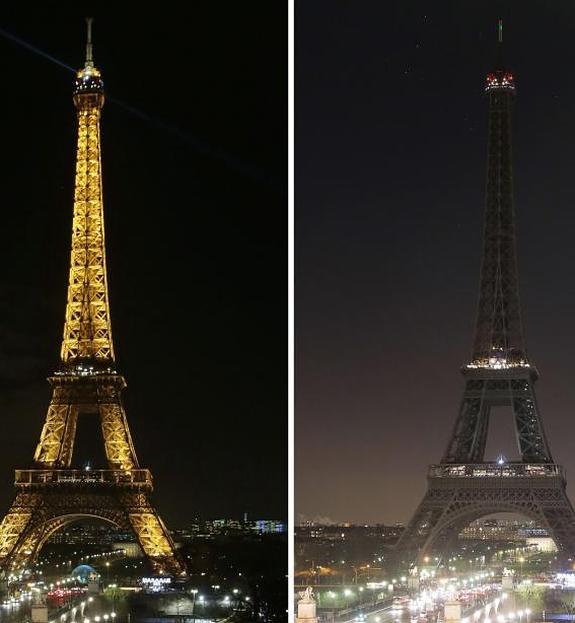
[288,0,295,621]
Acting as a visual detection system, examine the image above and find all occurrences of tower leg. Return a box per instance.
[99,402,138,470]
[121,493,184,575]
[34,387,79,467]
[0,493,54,572]
[393,487,453,566]
[0,496,35,563]
[537,494,575,558]
[512,379,552,462]
[442,380,487,463]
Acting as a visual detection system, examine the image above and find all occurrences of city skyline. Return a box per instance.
[296,2,575,524]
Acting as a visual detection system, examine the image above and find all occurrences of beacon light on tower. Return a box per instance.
[485,20,515,93]
[485,71,515,93]
[74,18,103,95]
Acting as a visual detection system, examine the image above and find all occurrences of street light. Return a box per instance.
[191,589,198,617]
[343,589,353,609]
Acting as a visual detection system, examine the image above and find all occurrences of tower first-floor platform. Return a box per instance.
[394,461,575,567]
[0,467,185,576]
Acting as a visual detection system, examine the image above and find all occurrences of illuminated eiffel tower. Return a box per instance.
[394,22,575,567]
[0,20,185,576]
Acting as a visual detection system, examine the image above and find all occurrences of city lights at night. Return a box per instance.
[295,3,575,623]
[14,4,575,623]
[0,6,286,623]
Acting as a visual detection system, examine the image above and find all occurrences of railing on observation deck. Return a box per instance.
[14,469,153,487]
[428,463,564,479]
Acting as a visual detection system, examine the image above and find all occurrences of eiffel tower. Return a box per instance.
[0,21,185,576]
[394,22,575,566]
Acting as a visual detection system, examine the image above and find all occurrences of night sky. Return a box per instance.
[0,8,286,525]
[296,1,575,524]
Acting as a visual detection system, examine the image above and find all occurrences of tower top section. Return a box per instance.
[485,20,515,94]
[61,19,114,369]
[467,19,527,372]
[74,17,104,103]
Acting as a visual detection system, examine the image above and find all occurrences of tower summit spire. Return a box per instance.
[495,19,505,70]
[85,17,94,67]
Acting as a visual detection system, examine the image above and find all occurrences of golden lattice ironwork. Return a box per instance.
[61,64,113,364]
[33,384,78,466]
[33,375,139,470]
[0,21,185,577]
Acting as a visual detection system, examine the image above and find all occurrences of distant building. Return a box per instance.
[112,543,142,558]
[252,520,286,534]
[526,537,556,552]
[296,523,403,542]
[459,518,550,542]
[48,524,128,545]
[171,517,287,539]
[295,523,404,572]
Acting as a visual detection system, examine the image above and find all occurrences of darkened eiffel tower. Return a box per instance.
[0,20,185,576]
[395,21,575,566]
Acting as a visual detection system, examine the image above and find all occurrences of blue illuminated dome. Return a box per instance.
[71,564,98,584]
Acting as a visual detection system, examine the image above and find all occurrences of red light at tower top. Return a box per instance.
[485,20,515,93]
[485,70,515,93]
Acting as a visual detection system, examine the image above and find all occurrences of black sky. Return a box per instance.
[0,7,286,524]
[296,1,575,524]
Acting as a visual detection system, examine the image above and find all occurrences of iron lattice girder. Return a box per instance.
[0,489,183,576]
[0,58,185,577]
[14,372,185,575]
[394,470,575,566]
[396,59,575,568]
[14,469,153,489]
[33,374,139,470]
[472,87,525,365]
[61,89,113,364]
[442,367,552,464]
